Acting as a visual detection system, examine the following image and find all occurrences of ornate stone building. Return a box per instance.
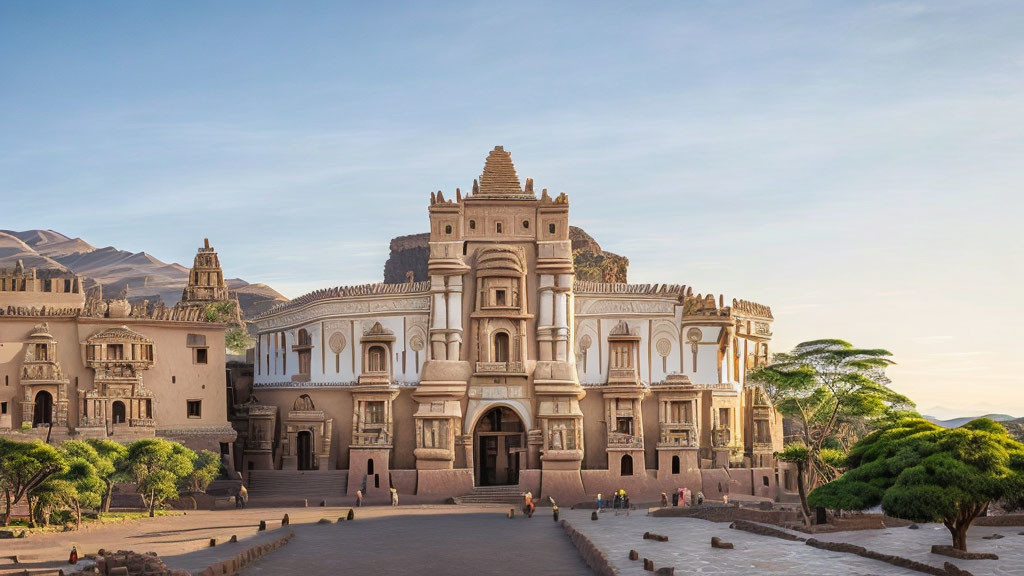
[244,147,784,504]
[0,248,236,454]
[182,238,230,304]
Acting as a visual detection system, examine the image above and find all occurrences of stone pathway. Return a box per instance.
[238,508,592,576]
[561,510,918,575]
[2,505,590,576]
[811,523,1024,576]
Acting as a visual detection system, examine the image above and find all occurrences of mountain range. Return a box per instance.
[0,229,288,318]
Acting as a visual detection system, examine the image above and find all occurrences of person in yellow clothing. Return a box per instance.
[523,491,535,518]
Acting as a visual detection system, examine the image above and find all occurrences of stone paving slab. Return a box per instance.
[239,510,592,576]
[562,510,918,575]
[811,523,1024,576]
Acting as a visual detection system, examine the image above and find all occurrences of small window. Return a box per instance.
[496,222,503,234]
[469,220,476,230]
[495,289,506,306]
[1,401,7,414]
[444,224,452,234]
[522,220,529,229]
[763,476,770,487]
[549,223,556,234]
[195,348,209,364]
[172,375,176,384]
[187,400,202,418]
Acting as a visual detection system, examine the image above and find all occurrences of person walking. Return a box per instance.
[236,484,248,509]
[523,491,535,518]
[390,487,399,507]
[356,489,363,507]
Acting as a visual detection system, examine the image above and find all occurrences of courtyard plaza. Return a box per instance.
[2,504,1022,575]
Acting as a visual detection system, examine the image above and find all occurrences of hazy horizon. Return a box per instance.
[2,1,1022,417]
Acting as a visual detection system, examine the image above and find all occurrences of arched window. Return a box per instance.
[444,224,452,235]
[493,332,510,363]
[549,223,556,234]
[672,455,680,475]
[469,220,476,230]
[522,220,530,229]
[620,454,634,476]
[368,346,387,372]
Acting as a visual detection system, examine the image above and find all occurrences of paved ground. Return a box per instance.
[0,505,591,576]
[811,523,1024,576]
[562,509,916,575]
[238,508,592,576]
[563,509,1024,575]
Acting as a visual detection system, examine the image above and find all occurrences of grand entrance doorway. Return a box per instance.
[473,407,524,486]
[33,390,53,427]
[297,430,313,471]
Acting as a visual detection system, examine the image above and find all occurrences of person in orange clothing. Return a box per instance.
[523,491,535,518]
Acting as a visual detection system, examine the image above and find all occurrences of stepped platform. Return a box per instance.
[454,484,525,505]
[247,470,349,502]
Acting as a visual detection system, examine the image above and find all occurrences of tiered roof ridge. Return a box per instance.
[573,280,690,296]
[475,146,530,198]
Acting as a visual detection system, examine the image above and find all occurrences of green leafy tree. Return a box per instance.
[83,439,128,513]
[809,418,1024,551]
[125,439,196,517]
[33,457,103,528]
[777,443,813,524]
[204,301,253,353]
[0,439,67,526]
[183,450,221,493]
[751,339,911,517]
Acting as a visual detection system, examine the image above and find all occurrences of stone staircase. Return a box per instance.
[453,485,525,505]
[247,470,349,500]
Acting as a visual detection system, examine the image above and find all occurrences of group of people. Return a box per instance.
[595,489,631,514]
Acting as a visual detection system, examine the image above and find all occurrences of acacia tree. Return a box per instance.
[751,339,911,517]
[81,439,128,513]
[125,439,196,517]
[809,418,1024,551]
[0,439,66,527]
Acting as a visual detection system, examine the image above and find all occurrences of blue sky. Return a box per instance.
[2,1,1023,418]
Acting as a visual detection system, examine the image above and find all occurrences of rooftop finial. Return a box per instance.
[204,238,210,250]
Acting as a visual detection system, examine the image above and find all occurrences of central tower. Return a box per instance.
[413,146,586,493]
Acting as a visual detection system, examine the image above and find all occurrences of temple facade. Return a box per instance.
[0,242,236,455]
[244,147,785,504]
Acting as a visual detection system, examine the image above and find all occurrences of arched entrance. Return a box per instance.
[111,401,126,424]
[473,406,524,486]
[297,430,313,471]
[33,391,53,426]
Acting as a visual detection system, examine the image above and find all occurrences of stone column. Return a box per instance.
[446,276,463,360]
[537,275,555,361]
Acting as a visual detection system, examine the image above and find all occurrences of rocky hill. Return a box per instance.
[382,226,628,284]
[0,229,288,318]
[923,413,1018,429]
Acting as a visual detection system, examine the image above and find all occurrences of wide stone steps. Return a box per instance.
[454,485,525,505]
[247,470,349,499]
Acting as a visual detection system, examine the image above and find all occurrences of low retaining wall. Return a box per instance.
[804,538,974,576]
[560,520,617,576]
[650,505,802,525]
[192,530,295,576]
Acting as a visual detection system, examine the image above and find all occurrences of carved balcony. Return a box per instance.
[475,361,525,374]
[606,431,644,449]
[659,425,698,448]
[351,430,392,448]
[712,428,732,448]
